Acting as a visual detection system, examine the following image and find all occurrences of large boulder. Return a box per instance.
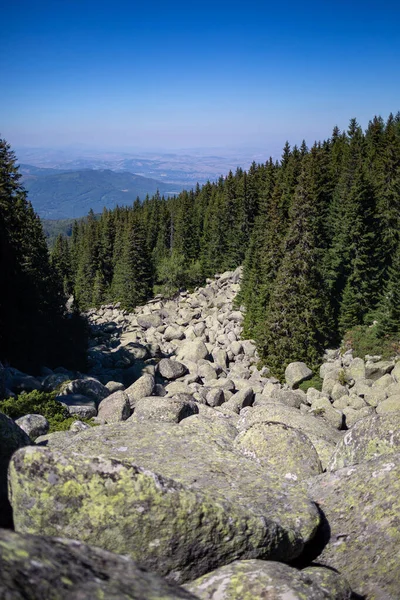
[130,396,199,423]
[0,412,31,527]
[328,412,400,471]
[284,362,313,389]
[308,453,400,599]
[137,313,163,329]
[238,403,341,469]
[234,422,322,482]
[185,560,352,600]
[158,358,188,380]
[9,446,301,583]
[97,390,130,423]
[27,420,320,546]
[177,339,209,363]
[15,414,49,440]
[124,373,155,410]
[0,529,197,599]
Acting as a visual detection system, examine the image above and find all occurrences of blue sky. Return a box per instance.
[2,0,399,152]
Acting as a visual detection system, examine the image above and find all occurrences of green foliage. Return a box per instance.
[342,325,400,360]
[298,374,323,392]
[0,390,96,433]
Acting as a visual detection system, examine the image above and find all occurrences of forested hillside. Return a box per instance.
[52,113,400,376]
[0,139,87,372]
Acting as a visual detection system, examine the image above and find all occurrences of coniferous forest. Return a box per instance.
[2,113,400,376]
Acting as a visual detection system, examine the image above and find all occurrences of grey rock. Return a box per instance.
[105,380,125,393]
[125,373,155,410]
[98,390,130,423]
[158,358,188,380]
[206,387,225,407]
[131,396,199,423]
[376,394,400,414]
[223,388,254,414]
[137,313,163,329]
[59,377,109,403]
[285,362,313,388]
[177,339,209,362]
[365,359,394,381]
[15,414,49,440]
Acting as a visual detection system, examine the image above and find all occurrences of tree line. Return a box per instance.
[2,112,400,376]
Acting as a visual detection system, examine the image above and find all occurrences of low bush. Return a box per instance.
[342,325,400,360]
[298,374,323,392]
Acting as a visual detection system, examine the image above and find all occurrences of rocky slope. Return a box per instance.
[1,267,400,599]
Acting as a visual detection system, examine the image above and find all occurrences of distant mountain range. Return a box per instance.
[20,165,182,219]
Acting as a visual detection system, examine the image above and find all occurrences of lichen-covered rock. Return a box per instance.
[234,422,322,482]
[376,394,400,414]
[130,396,199,423]
[9,447,302,583]
[184,559,352,600]
[238,403,341,469]
[342,405,375,428]
[30,420,320,545]
[328,413,400,471]
[365,360,394,381]
[97,390,130,423]
[59,377,109,404]
[0,412,31,527]
[222,388,254,414]
[124,373,155,410]
[15,414,49,440]
[158,358,188,380]
[310,397,343,430]
[137,313,162,329]
[0,528,197,599]
[284,362,313,388]
[345,357,366,382]
[307,453,400,599]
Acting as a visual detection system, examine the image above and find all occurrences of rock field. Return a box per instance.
[1,266,400,599]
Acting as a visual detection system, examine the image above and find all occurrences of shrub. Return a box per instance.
[0,390,95,433]
[298,374,323,392]
[342,324,400,360]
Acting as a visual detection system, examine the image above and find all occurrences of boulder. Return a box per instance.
[97,390,130,423]
[9,373,42,393]
[285,362,313,388]
[59,378,109,404]
[137,313,163,329]
[0,529,197,599]
[205,388,225,407]
[308,453,400,599]
[124,373,155,410]
[342,405,375,428]
[9,446,302,583]
[238,403,341,469]
[158,358,188,380]
[164,325,185,341]
[345,357,366,382]
[234,422,322,481]
[0,412,31,527]
[376,394,400,414]
[177,339,209,363]
[29,420,320,546]
[130,396,199,423]
[328,412,400,471]
[105,380,125,393]
[222,388,254,414]
[15,414,49,440]
[365,359,394,380]
[185,559,352,600]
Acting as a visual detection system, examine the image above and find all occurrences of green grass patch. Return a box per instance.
[298,374,323,392]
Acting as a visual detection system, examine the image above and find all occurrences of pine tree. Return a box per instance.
[375,244,400,338]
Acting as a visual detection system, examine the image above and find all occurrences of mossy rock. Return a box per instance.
[307,453,400,599]
[9,446,302,583]
[0,528,197,599]
[184,559,352,599]
[27,420,320,545]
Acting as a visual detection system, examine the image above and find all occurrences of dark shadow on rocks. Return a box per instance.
[289,503,331,568]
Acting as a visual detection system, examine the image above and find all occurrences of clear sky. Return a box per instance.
[2,0,399,152]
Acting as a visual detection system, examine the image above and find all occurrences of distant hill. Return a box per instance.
[20,166,182,219]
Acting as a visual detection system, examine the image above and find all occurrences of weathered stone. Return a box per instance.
[131,396,199,423]
[347,394,367,409]
[342,406,375,428]
[137,313,162,329]
[222,388,254,413]
[308,453,400,599]
[41,373,70,392]
[328,412,400,471]
[30,420,320,545]
[372,373,394,389]
[66,405,97,419]
[164,325,185,341]
[206,387,225,407]
[185,560,352,600]
[392,361,400,382]
[15,414,49,440]
[275,389,305,409]
[376,394,400,414]
[285,362,313,388]
[331,382,349,401]
[0,412,31,527]
[158,358,188,380]
[238,403,340,470]
[211,348,228,368]
[9,446,303,583]
[69,420,91,433]
[125,373,155,410]
[59,377,109,403]
[97,390,130,423]
[177,339,209,363]
[105,380,125,393]
[345,357,365,382]
[364,387,387,407]
[0,528,198,599]
[234,422,322,482]
[365,359,394,380]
